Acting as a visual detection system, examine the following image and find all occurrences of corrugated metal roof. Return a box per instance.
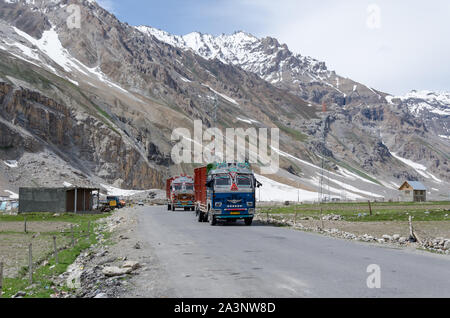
[406,181,427,190]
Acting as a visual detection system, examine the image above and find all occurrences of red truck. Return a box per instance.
[166,175,195,211]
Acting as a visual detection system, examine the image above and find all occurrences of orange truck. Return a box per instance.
[166,175,195,211]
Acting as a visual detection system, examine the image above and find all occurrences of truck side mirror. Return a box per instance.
[255,180,262,188]
[206,180,214,188]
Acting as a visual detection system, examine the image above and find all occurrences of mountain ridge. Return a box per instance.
[0,0,448,201]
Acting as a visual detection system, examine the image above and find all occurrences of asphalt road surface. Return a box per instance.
[135,206,450,298]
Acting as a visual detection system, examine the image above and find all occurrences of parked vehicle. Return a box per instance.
[138,201,144,206]
[166,175,195,211]
[107,196,123,208]
[194,163,261,226]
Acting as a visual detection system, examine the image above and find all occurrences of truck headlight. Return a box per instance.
[247,202,253,207]
[215,202,222,207]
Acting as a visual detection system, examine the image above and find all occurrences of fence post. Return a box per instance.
[0,261,3,298]
[294,212,298,226]
[88,221,91,237]
[320,207,324,229]
[53,236,58,264]
[266,212,269,223]
[71,225,74,247]
[24,216,27,233]
[368,200,373,216]
[28,243,32,285]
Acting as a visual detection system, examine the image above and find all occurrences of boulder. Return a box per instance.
[123,261,140,270]
[102,266,133,277]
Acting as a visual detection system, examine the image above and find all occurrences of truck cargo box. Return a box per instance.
[166,177,175,199]
[194,166,207,205]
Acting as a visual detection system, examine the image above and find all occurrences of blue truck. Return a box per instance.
[194,163,261,226]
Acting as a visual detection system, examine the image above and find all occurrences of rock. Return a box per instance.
[382,235,392,242]
[134,242,141,249]
[12,291,27,298]
[94,293,108,298]
[377,239,385,244]
[444,240,450,250]
[399,237,407,243]
[392,234,400,241]
[102,266,133,277]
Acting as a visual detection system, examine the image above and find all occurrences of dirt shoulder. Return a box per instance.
[53,206,173,298]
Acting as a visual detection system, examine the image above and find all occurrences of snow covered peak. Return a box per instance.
[136,25,330,84]
[387,90,450,117]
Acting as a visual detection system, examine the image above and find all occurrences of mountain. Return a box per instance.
[137,26,387,107]
[387,90,450,139]
[0,0,448,201]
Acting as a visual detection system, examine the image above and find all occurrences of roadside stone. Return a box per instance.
[444,240,450,250]
[392,234,400,241]
[134,242,141,249]
[102,266,133,277]
[123,261,140,270]
[12,291,27,298]
[382,235,392,242]
[94,293,108,298]
[399,237,407,244]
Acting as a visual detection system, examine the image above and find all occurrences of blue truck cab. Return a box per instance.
[196,162,261,226]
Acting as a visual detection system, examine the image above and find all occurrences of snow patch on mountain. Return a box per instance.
[388,90,450,117]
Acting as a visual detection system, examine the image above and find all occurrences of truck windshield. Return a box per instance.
[185,184,194,191]
[173,184,182,191]
[215,174,231,188]
[237,175,253,188]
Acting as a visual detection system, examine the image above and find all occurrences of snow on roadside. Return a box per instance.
[317,173,384,198]
[101,184,147,198]
[255,174,318,202]
[5,190,18,199]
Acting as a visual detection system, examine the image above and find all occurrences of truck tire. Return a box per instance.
[168,204,171,211]
[172,204,175,211]
[198,211,204,222]
[209,213,217,226]
[245,218,253,226]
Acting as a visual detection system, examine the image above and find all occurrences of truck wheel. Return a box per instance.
[168,204,171,211]
[191,207,195,211]
[209,213,217,226]
[245,218,253,226]
[172,204,175,211]
[198,212,204,222]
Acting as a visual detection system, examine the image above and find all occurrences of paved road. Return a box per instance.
[135,206,450,298]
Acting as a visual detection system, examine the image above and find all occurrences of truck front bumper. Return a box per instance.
[212,210,254,219]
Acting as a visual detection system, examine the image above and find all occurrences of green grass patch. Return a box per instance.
[259,201,450,222]
[1,212,111,298]
[276,123,309,142]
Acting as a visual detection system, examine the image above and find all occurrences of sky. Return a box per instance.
[98,0,450,95]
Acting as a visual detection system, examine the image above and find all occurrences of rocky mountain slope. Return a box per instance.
[0,0,448,201]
